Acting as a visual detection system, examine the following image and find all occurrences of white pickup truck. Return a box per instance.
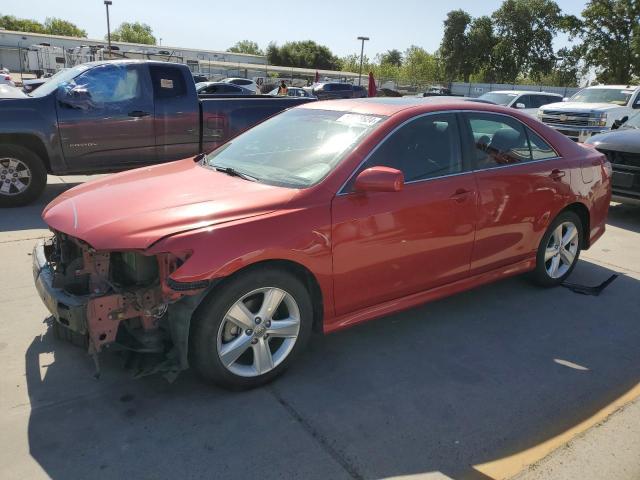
[538,85,640,142]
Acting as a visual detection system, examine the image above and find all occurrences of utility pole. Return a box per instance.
[104,1,113,59]
[357,36,369,86]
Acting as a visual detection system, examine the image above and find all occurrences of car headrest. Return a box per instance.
[490,128,523,152]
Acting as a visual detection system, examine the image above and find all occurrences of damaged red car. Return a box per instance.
[33,98,612,389]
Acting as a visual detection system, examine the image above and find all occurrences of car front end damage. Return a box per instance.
[32,231,209,380]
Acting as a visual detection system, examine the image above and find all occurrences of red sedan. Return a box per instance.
[34,98,612,389]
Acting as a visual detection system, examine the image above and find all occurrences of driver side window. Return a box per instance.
[73,64,142,105]
[350,113,463,188]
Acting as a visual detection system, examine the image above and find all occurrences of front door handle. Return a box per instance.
[128,110,151,118]
[549,169,566,181]
[450,188,472,203]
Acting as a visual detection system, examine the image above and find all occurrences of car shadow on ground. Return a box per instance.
[607,202,640,233]
[24,259,640,480]
[0,181,82,233]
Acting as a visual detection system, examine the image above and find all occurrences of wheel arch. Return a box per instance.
[561,202,591,249]
[0,133,52,173]
[193,258,325,333]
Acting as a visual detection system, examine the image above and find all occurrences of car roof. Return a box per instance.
[488,90,562,96]
[585,85,640,90]
[298,96,518,116]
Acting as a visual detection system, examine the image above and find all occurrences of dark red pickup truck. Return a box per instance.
[0,60,314,206]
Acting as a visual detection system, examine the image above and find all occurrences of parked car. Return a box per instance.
[421,86,452,96]
[221,78,258,93]
[539,85,640,142]
[310,82,362,100]
[352,85,368,98]
[192,73,209,83]
[0,71,15,87]
[22,69,70,93]
[477,90,563,116]
[267,86,316,98]
[196,82,253,95]
[586,111,640,205]
[33,97,611,389]
[0,60,314,207]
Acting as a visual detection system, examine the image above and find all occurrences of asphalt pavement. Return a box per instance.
[1,175,639,480]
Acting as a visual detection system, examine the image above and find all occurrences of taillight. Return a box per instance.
[3,75,10,81]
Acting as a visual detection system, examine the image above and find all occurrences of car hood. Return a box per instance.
[0,84,27,99]
[43,158,298,250]
[542,101,626,113]
[587,128,640,154]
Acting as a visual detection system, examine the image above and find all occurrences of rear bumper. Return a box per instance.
[32,240,89,335]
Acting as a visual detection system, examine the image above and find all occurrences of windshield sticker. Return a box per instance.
[160,78,174,89]
[336,114,382,127]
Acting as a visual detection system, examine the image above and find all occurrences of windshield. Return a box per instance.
[205,108,386,188]
[570,88,634,105]
[477,92,518,106]
[30,64,91,97]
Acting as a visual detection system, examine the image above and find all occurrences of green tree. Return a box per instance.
[401,45,442,85]
[573,0,640,84]
[379,49,403,67]
[0,14,45,33]
[44,17,86,37]
[491,0,564,82]
[109,22,156,45]
[266,41,340,70]
[440,9,472,81]
[467,16,498,82]
[340,53,374,73]
[227,40,263,56]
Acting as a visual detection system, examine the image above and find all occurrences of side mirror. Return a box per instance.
[514,102,526,109]
[57,83,94,110]
[354,166,404,193]
[612,116,628,130]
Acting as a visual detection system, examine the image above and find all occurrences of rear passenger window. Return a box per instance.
[538,95,561,107]
[352,113,463,185]
[528,130,558,160]
[466,113,557,168]
[149,66,187,99]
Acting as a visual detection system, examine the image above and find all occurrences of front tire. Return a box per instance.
[0,144,47,207]
[190,268,313,389]
[532,211,583,287]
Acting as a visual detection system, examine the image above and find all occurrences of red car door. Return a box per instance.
[331,113,477,316]
[461,112,574,274]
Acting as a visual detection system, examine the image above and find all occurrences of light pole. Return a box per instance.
[357,36,369,86]
[104,1,113,59]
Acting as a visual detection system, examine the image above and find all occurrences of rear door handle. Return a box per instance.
[549,169,566,181]
[450,188,472,203]
[128,110,151,118]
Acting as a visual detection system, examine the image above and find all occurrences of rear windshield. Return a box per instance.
[204,108,386,188]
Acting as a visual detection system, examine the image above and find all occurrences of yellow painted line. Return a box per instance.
[472,381,640,479]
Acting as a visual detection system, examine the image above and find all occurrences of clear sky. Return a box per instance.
[4,0,588,57]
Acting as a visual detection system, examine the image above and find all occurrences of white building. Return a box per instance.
[0,29,267,74]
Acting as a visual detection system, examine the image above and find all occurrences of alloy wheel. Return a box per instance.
[544,221,579,279]
[0,157,32,196]
[216,287,301,377]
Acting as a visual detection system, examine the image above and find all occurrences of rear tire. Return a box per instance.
[0,144,47,207]
[190,268,313,390]
[531,211,583,287]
